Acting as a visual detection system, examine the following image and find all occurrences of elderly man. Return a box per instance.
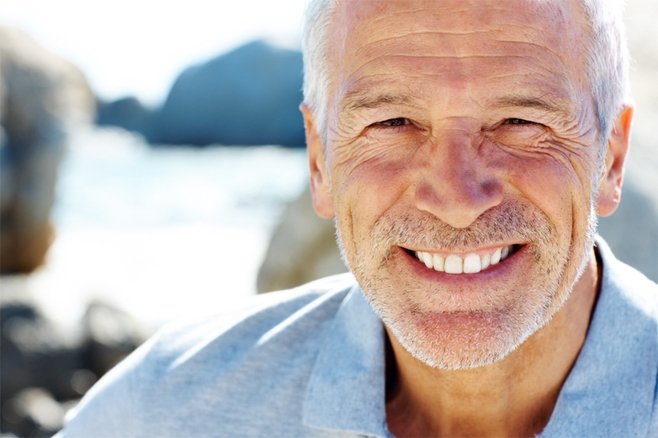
[59,0,657,436]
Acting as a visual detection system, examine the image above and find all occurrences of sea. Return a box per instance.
[16,126,309,334]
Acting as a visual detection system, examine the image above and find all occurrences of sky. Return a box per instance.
[1,0,307,106]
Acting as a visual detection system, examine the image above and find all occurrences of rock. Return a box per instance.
[96,96,156,141]
[0,301,144,437]
[0,26,96,274]
[2,388,67,437]
[83,301,144,376]
[0,302,83,438]
[152,40,305,147]
[621,0,658,280]
[598,175,658,281]
[257,185,347,293]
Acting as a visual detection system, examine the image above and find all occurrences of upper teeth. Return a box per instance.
[415,245,514,274]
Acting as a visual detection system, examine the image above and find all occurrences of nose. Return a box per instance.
[414,129,503,228]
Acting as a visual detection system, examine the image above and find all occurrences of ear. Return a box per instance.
[596,105,633,217]
[301,103,334,218]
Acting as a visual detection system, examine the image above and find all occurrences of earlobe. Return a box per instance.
[596,105,633,217]
[300,104,334,219]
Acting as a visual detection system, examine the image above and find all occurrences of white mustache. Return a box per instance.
[371,199,556,253]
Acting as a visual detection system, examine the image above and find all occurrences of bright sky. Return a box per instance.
[1,0,307,106]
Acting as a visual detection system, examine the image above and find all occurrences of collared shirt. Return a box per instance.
[58,238,658,437]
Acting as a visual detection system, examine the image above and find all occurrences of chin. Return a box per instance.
[357,246,565,370]
[384,307,550,370]
[366,242,575,370]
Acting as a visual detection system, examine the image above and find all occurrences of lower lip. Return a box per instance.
[398,245,526,284]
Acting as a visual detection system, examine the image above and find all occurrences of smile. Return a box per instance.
[412,245,521,274]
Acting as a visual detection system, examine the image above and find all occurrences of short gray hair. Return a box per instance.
[579,0,630,150]
[301,0,339,137]
[301,0,630,149]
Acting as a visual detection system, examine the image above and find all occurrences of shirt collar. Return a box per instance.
[303,283,390,438]
[540,236,658,436]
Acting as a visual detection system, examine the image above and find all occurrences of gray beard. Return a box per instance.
[335,197,598,370]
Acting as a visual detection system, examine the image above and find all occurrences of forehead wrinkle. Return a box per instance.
[360,3,562,29]
[351,36,573,64]
[335,0,584,67]
[343,1,572,39]
[344,29,578,79]
[357,54,551,61]
[360,20,552,42]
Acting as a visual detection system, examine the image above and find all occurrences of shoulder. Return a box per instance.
[597,237,658,319]
[59,274,361,437]
[149,273,358,362]
[596,239,658,436]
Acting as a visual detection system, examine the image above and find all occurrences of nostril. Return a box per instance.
[482,178,504,199]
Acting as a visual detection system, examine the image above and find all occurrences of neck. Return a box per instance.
[385,250,600,437]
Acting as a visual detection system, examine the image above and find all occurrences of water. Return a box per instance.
[53,127,308,232]
[29,127,309,332]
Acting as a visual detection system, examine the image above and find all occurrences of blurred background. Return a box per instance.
[0,0,656,436]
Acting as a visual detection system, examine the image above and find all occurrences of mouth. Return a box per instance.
[406,244,523,275]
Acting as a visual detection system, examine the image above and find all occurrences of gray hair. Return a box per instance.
[301,0,630,151]
[579,0,630,154]
[301,0,339,137]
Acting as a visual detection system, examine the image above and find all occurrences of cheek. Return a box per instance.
[329,133,423,208]
[330,144,418,242]
[484,142,594,237]
[486,129,599,196]
[328,129,425,175]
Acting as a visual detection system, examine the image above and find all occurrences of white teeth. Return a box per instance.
[422,252,433,269]
[433,253,445,272]
[444,255,463,274]
[415,246,514,275]
[463,254,481,274]
[481,253,491,270]
[491,248,502,265]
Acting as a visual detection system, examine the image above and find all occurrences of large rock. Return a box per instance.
[152,40,305,147]
[96,96,156,141]
[598,177,658,281]
[0,302,83,437]
[608,0,658,281]
[257,185,347,293]
[0,300,144,437]
[0,26,95,273]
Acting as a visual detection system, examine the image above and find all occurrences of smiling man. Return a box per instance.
[58,0,658,437]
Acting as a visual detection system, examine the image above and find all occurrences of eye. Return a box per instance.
[504,118,533,125]
[377,118,411,127]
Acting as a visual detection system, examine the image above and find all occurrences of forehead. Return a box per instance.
[327,0,590,110]
[333,0,584,38]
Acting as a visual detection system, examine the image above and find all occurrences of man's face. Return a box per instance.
[307,0,607,369]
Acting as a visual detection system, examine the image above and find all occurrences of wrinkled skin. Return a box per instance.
[303,0,631,434]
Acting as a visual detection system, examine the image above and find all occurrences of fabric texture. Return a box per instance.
[57,237,658,437]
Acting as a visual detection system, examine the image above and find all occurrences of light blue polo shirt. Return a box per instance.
[58,238,658,437]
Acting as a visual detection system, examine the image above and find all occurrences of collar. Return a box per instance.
[540,236,658,436]
[303,283,390,438]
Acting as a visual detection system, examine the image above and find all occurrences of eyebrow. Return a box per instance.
[492,95,573,116]
[340,89,575,118]
[341,92,417,113]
